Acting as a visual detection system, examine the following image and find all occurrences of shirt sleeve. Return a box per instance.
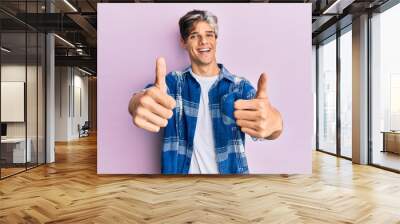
[241,79,257,100]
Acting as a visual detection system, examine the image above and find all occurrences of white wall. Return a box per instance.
[1,65,42,137]
[55,66,69,141]
[1,64,46,164]
[72,73,89,138]
[1,65,26,132]
[55,66,89,141]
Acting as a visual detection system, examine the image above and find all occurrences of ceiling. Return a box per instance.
[0,0,393,74]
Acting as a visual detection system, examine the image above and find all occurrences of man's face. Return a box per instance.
[181,21,217,66]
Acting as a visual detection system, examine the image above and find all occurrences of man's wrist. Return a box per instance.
[265,109,283,140]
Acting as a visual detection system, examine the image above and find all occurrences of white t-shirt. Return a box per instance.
[189,73,219,174]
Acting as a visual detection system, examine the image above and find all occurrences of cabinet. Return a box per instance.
[0,138,32,165]
[382,131,400,154]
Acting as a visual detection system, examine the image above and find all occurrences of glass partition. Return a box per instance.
[27,31,38,170]
[0,1,46,179]
[317,35,337,155]
[1,31,28,177]
[38,32,45,165]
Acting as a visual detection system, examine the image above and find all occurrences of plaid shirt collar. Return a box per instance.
[182,63,237,83]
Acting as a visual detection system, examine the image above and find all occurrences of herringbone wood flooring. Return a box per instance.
[1,133,400,224]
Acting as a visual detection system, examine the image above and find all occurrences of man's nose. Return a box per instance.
[199,35,208,44]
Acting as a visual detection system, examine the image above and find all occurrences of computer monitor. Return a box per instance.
[1,123,7,137]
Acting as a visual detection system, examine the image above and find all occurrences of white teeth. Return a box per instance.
[198,48,210,52]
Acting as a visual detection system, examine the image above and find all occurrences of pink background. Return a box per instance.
[97,3,313,174]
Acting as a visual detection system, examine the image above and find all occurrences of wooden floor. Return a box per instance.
[1,134,400,223]
[373,150,400,171]
[0,167,26,178]
[1,163,46,178]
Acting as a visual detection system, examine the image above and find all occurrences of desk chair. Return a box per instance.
[78,121,90,138]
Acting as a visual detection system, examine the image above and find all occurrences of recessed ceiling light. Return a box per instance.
[63,0,78,12]
[54,34,75,48]
[1,47,11,53]
[78,67,93,76]
[322,0,354,15]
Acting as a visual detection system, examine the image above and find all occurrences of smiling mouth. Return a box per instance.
[198,48,211,53]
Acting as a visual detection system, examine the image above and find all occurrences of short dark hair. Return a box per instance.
[179,10,218,42]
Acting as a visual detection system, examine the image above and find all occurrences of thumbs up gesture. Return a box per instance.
[128,57,176,132]
[234,73,283,139]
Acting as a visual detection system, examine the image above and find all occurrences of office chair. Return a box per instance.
[79,121,90,138]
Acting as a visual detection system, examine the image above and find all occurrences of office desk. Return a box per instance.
[381,131,400,154]
[1,138,32,163]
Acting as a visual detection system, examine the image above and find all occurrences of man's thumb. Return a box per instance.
[155,57,167,92]
[256,73,268,99]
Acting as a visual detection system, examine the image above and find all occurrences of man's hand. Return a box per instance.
[234,73,283,139]
[128,57,176,132]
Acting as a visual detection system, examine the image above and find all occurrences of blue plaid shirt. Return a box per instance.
[157,64,256,174]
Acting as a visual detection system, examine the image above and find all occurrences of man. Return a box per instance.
[128,10,283,174]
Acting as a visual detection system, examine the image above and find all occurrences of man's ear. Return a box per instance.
[180,37,186,49]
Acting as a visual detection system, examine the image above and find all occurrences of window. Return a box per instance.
[317,36,337,154]
[370,2,400,171]
[340,27,352,158]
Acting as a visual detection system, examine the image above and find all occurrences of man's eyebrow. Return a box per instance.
[189,30,215,35]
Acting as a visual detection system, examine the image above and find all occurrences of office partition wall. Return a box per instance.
[0,1,47,179]
[0,31,28,178]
